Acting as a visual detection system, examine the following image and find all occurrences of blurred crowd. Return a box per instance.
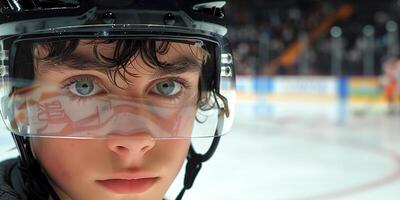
[226,0,400,76]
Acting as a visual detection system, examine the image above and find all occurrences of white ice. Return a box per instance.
[166,100,400,200]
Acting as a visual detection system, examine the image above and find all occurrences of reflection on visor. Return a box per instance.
[1,82,217,139]
[0,37,235,139]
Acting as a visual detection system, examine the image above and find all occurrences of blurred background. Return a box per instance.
[228,0,399,76]
[220,0,400,126]
[169,1,400,199]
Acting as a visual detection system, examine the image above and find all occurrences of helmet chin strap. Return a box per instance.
[175,108,224,200]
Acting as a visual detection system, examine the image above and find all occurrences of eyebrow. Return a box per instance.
[37,53,203,76]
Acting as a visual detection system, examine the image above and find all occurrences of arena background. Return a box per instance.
[171,1,400,199]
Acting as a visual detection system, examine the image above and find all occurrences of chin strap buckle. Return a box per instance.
[175,152,202,200]
[183,153,203,189]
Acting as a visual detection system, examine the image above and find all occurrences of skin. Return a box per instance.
[26,40,207,200]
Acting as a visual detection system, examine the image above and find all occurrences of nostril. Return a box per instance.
[107,134,156,157]
[115,146,128,154]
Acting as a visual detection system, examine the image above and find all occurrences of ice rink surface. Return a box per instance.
[167,100,400,200]
[1,99,400,200]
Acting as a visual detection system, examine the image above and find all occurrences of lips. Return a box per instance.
[96,177,159,194]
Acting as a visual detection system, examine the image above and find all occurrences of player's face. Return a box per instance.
[28,40,206,200]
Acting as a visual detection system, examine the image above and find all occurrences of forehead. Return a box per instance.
[33,39,209,74]
[74,39,201,53]
[35,39,207,60]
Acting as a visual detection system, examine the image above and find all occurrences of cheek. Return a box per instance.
[177,106,198,134]
[147,139,190,196]
[152,139,190,172]
[30,139,100,184]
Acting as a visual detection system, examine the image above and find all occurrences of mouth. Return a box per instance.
[96,177,159,194]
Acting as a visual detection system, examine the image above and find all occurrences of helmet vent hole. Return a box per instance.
[103,11,116,24]
[164,13,176,25]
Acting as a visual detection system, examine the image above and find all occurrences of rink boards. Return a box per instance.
[236,76,386,104]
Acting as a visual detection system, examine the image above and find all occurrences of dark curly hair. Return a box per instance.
[12,38,218,109]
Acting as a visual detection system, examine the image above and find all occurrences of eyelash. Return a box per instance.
[60,75,105,102]
[149,77,192,101]
[60,75,192,102]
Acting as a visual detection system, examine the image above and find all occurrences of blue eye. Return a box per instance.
[68,79,102,97]
[152,80,182,96]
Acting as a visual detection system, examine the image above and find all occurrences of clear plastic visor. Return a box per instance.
[2,82,215,139]
[0,38,226,139]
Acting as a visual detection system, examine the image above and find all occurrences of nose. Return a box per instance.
[106,132,156,159]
